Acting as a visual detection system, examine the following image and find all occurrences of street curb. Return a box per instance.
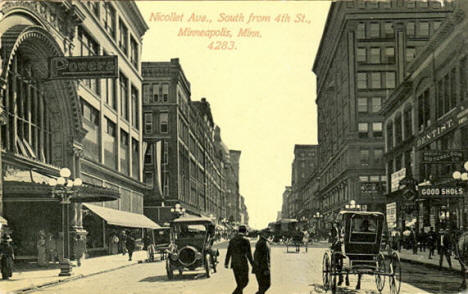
[14,260,145,294]
[399,256,461,273]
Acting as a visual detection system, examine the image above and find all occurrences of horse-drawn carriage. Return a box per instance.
[322,210,401,294]
[165,215,218,279]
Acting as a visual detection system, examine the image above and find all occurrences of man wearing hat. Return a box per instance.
[0,234,14,280]
[253,228,271,294]
[225,225,254,294]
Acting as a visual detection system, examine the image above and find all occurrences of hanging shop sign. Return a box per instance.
[386,202,397,229]
[419,185,465,198]
[49,56,118,80]
[416,116,457,148]
[391,168,406,192]
[421,150,464,164]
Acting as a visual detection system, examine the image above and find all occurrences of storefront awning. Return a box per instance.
[0,216,8,225]
[83,203,160,229]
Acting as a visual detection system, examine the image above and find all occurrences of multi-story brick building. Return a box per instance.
[226,150,241,223]
[313,0,453,222]
[281,186,292,219]
[142,59,228,223]
[289,145,318,218]
[383,1,467,231]
[0,1,152,258]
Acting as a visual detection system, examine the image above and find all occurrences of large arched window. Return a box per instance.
[3,51,53,163]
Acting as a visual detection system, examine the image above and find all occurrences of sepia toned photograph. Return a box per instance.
[0,0,468,293]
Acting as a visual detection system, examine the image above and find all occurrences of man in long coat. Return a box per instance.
[225,225,254,294]
[253,229,271,294]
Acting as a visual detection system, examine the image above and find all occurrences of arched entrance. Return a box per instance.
[1,24,85,257]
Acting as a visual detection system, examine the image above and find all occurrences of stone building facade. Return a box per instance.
[313,0,454,222]
[0,1,150,257]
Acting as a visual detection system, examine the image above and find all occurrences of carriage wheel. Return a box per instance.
[204,254,211,278]
[330,252,337,294]
[389,252,402,294]
[322,252,331,291]
[375,253,386,293]
[166,259,174,280]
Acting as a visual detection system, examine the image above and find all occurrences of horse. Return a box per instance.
[455,231,468,291]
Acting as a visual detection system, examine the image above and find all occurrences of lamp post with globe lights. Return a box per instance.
[170,203,186,218]
[452,160,468,229]
[48,167,82,277]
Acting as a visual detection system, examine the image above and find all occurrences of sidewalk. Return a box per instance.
[0,251,147,294]
[395,248,462,272]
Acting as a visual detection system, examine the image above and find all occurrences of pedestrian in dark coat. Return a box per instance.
[428,227,437,259]
[0,234,14,280]
[126,233,136,261]
[253,229,271,294]
[225,225,254,294]
[120,230,127,255]
[439,229,453,269]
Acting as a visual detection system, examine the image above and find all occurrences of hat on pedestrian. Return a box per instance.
[2,234,12,242]
[238,225,247,235]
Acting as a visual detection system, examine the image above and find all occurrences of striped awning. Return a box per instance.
[83,203,160,229]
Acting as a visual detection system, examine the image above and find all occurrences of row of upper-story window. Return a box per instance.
[360,147,384,166]
[357,47,418,65]
[357,71,396,89]
[356,20,441,40]
[142,83,169,104]
[358,122,383,138]
[346,0,453,9]
[81,98,140,179]
[386,106,413,150]
[77,27,139,130]
[83,1,139,68]
[144,111,168,134]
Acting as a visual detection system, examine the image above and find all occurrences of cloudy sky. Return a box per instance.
[137,1,331,229]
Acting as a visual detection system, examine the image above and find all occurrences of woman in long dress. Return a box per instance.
[0,234,15,279]
[37,230,48,266]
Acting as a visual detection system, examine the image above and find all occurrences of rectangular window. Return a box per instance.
[104,3,116,39]
[358,97,368,113]
[371,97,382,113]
[386,122,393,150]
[131,138,139,180]
[143,84,151,104]
[358,122,369,138]
[407,0,416,8]
[152,84,160,103]
[144,113,153,134]
[385,72,396,88]
[130,37,138,68]
[120,129,129,176]
[374,148,384,164]
[406,47,416,63]
[395,115,402,144]
[80,98,100,162]
[77,27,100,96]
[144,144,153,164]
[419,0,429,7]
[357,23,366,39]
[370,72,381,89]
[104,118,117,170]
[418,22,429,37]
[357,73,367,89]
[380,0,391,9]
[384,47,395,63]
[433,21,441,32]
[159,112,168,133]
[372,122,383,137]
[119,19,128,55]
[404,107,413,139]
[357,48,366,63]
[369,47,381,64]
[131,86,139,129]
[120,73,129,120]
[144,172,153,186]
[406,22,415,36]
[384,22,393,36]
[369,23,380,38]
[360,148,369,166]
[162,84,169,102]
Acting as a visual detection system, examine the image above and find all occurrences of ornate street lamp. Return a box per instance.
[170,203,186,217]
[48,167,82,277]
[452,160,468,228]
[345,200,361,210]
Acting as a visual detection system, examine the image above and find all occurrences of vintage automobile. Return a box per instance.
[154,226,170,260]
[322,210,401,294]
[166,215,218,279]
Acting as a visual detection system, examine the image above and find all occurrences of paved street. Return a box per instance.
[22,241,465,294]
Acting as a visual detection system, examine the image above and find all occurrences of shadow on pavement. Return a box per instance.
[309,283,380,294]
[401,262,462,294]
[139,273,208,283]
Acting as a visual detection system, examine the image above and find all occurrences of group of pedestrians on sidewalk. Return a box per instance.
[225,225,271,294]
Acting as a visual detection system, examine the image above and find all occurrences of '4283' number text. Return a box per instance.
[208,41,237,50]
